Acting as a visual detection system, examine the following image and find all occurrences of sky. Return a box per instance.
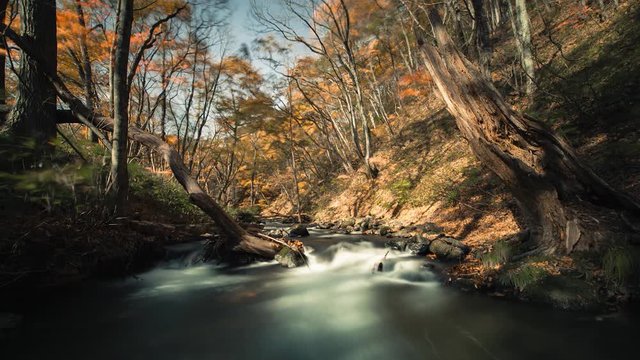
[226,0,312,75]
[228,0,257,53]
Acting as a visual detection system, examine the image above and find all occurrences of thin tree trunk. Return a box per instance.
[511,0,535,94]
[417,9,639,254]
[0,0,9,109]
[110,0,133,216]
[472,0,492,77]
[250,145,257,206]
[290,119,302,223]
[160,42,168,140]
[73,0,99,142]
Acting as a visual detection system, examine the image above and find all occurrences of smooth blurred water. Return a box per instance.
[0,229,637,360]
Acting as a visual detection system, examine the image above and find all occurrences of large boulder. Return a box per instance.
[429,237,470,260]
[288,224,310,237]
[386,235,431,255]
[275,247,307,268]
[407,235,432,256]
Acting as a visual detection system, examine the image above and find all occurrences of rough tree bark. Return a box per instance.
[472,0,492,78]
[417,9,639,254]
[73,0,99,142]
[509,0,535,95]
[0,0,8,108]
[4,0,57,148]
[110,0,133,216]
[290,118,302,223]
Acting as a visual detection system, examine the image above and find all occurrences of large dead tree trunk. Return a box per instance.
[4,0,57,148]
[417,9,639,254]
[0,23,279,261]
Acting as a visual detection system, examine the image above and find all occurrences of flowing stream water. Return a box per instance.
[0,227,638,359]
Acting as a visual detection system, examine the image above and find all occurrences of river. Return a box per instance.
[0,227,637,359]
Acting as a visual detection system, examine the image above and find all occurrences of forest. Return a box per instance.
[0,0,639,359]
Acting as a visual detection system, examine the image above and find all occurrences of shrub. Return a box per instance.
[390,178,413,205]
[128,163,206,221]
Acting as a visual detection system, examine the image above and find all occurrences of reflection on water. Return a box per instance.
[0,230,637,360]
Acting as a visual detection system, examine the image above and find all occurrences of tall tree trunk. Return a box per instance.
[417,9,639,254]
[250,145,257,206]
[110,0,133,216]
[472,0,492,77]
[510,0,535,95]
[5,0,57,149]
[449,0,469,56]
[159,40,167,140]
[0,0,9,109]
[290,120,302,223]
[74,0,99,142]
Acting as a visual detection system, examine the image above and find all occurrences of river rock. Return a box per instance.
[385,239,408,251]
[267,229,288,238]
[342,226,354,234]
[385,235,431,255]
[316,222,334,229]
[275,247,307,268]
[357,217,372,231]
[288,224,310,237]
[422,222,444,234]
[281,216,297,224]
[378,225,392,236]
[394,228,415,238]
[407,235,432,256]
[429,237,470,260]
[340,218,356,228]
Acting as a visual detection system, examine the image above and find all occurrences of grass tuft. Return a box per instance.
[499,263,549,292]
[480,240,511,268]
[603,246,639,286]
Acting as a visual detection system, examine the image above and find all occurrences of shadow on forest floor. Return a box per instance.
[530,4,640,195]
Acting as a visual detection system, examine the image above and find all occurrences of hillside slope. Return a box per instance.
[313,1,639,238]
[304,1,640,307]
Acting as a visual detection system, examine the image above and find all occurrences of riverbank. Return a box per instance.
[299,218,639,311]
[0,150,216,291]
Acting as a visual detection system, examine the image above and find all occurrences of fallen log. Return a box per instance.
[0,23,280,261]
